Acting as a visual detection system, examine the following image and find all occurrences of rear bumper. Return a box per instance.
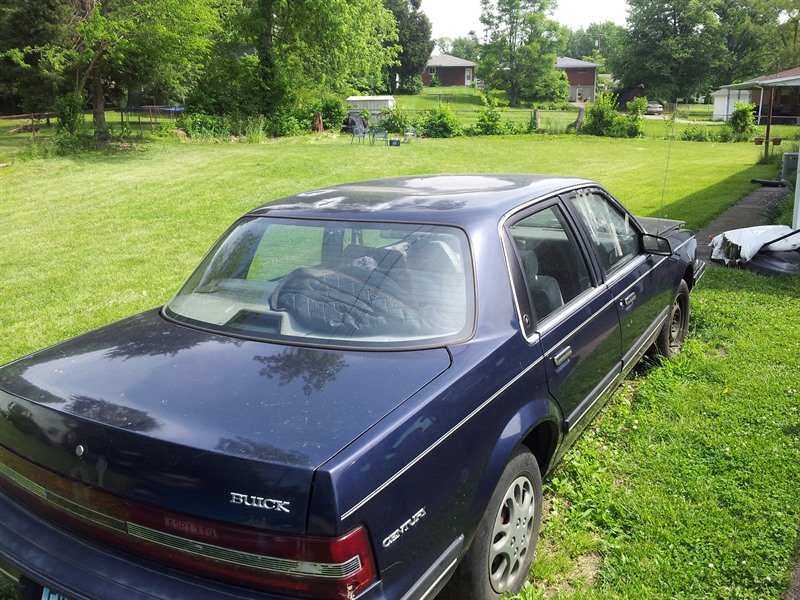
[0,490,384,600]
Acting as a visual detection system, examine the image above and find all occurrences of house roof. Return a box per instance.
[722,67,800,90]
[556,57,601,70]
[426,54,477,68]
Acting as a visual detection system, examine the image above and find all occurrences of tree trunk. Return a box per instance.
[92,78,109,140]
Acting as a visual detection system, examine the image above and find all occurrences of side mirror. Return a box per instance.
[642,233,672,256]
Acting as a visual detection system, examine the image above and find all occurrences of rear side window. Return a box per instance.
[165,217,474,349]
[508,205,592,323]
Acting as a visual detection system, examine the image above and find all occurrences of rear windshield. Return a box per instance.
[164,217,474,349]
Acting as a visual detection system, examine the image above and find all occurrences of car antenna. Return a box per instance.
[656,98,679,235]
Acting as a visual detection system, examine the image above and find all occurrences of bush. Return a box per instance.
[56,92,85,135]
[378,107,412,134]
[473,95,505,136]
[583,93,628,138]
[397,75,423,95]
[418,105,462,138]
[429,75,442,88]
[680,124,713,142]
[728,102,757,141]
[626,96,647,138]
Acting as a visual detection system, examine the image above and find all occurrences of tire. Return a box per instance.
[441,448,542,600]
[654,279,690,358]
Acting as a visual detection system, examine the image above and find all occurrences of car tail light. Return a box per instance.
[0,447,377,599]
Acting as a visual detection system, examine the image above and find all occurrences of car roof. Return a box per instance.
[248,174,594,227]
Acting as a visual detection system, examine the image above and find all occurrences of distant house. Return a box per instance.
[556,57,600,103]
[715,67,800,124]
[423,54,477,87]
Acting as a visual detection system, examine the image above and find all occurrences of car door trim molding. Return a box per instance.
[341,355,545,521]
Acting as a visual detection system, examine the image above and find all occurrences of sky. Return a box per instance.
[423,0,629,40]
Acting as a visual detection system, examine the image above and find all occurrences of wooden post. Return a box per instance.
[575,107,585,132]
[764,87,774,160]
[534,108,541,131]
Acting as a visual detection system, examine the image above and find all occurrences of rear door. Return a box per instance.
[505,199,622,434]
[564,188,673,367]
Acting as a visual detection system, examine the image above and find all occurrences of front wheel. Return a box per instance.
[441,448,542,600]
[654,279,690,358]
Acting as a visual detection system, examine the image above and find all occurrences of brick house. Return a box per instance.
[556,57,600,103]
[423,54,478,87]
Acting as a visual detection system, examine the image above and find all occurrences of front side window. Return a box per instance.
[508,205,592,323]
[165,218,473,349]
[569,191,640,275]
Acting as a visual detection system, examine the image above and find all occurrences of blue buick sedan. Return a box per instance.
[0,175,704,600]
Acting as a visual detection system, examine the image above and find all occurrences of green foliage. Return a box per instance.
[417,105,462,137]
[397,74,423,95]
[56,92,85,135]
[479,0,563,106]
[472,94,505,135]
[378,107,412,134]
[429,75,442,87]
[625,95,647,137]
[727,102,757,140]
[383,0,434,94]
[681,123,714,142]
[582,93,628,138]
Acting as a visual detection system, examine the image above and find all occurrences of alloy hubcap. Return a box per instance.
[488,475,535,593]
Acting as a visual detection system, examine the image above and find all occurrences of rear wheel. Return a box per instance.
[654,280,690,357]
[441,448,542,600]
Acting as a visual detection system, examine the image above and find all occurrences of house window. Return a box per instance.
[579,67,587,73]
[428,67,436,75]
[466,69,472,82]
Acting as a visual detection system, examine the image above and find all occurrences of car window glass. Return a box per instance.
[569,191,640,275]
[509,205,592,323]
[165,217,474,348]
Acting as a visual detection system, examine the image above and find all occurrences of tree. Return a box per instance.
[451,32,482,63]
[384,0,434,93]
[0,0,71,114]
[3,0,219,138]
[564,21,626,73]
[610,0,724,101]
[254,0,398,109]
[479,0,562,106]
[713,0,778,85]
[773,1,800,71]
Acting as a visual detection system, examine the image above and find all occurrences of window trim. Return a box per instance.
[501,196,597,340]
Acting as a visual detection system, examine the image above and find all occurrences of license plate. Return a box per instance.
[41,588,71,600]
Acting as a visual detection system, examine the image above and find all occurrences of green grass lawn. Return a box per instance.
[0,128,799,599]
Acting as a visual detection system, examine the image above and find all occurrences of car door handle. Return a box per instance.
[621,292,637,307]
[552,346,572,367]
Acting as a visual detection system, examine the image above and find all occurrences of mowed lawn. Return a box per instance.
[1,130,799,600]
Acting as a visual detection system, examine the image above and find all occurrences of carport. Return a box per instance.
[722,70,800,228]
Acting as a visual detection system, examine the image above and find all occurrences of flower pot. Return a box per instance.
[754,137,764,145]
[772,137,782,146]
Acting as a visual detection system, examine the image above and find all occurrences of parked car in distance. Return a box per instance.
[0,175,704,600]
[646,101,664,115]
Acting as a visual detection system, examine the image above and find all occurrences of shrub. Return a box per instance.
[680,124,713,142]
[378,107,412,134]
[728,102,757,141]
[56,92,85,135]
[626,96,647,138]
[473,95,505,136]
[583,93,628,138]
[418,105,462,138]
[397,75,423,95]
[318,97,349,132]
[429,75,442,88]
